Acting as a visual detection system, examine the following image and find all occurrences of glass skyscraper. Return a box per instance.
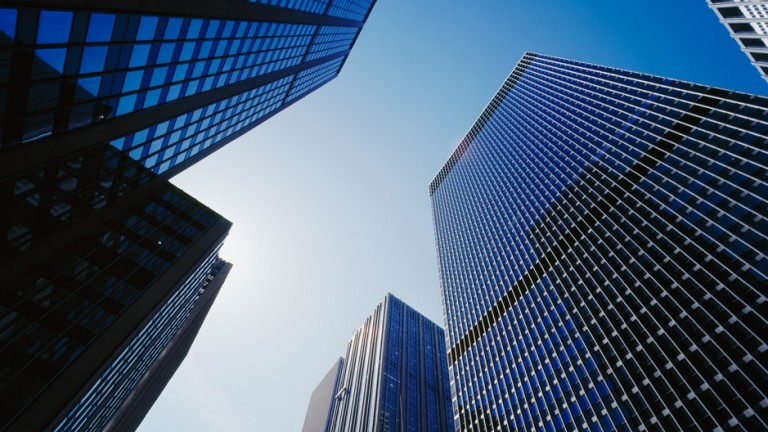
[0,0,375,177]
[307,294,454,432]
[1,1,376,429]
[430,53,768,431]
[0,156,232,431]
[708,0,768,83]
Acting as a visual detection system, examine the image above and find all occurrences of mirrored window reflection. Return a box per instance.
[77,77,101,97]
[37,10,73,44]
[129,44,151,68]
[122,70,143,93]
[136,16,158,41]
[80,46,108,74]
[34,48,67,76]
[0,8,17,40]
[85,13,115,43]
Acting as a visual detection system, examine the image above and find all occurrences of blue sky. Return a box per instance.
[138,1,766,430]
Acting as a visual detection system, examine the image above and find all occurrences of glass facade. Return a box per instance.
[709,0,768,83]
[431,53,768,431]
[0,1,375,176]
[328,294,454,432]
[54,257,229,432]
[0,1,381,429]
[0,168,230,429]
[244,0,374,21]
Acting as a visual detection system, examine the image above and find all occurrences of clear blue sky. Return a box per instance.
[138,1,766,430]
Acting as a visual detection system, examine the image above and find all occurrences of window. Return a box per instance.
[0,8,17,40]
[136,16,158,41]
[80,46,108,74]
[116,94,136,115]
[129,44,151,67]
[122,70,143,93]
[164,18,183,40]
[77,76,101,97]
[37,10,73,44]
[34,48,66,76]
[86,14,115,42]
[157,43,175,64]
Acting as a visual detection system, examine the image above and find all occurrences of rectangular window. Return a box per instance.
[34,48,67,76]
[157,43,175,64]
[129,44,150,67]
[172,64,188,82]
[0,8,17,40]
[180,42,195,61]
[77,76,101,97]
[144,89,161,107]
[37,10,73,44]
[205,20,219,39]
[122,70,143,92]
[116,94,136,115]
[187,19,202,39]
[150,66,168,87]
[86,13,115,43]
[164,17,182,40]
[80,46,108,74]
[136,16,158,41]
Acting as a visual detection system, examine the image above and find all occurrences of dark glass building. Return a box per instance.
[708,0,768,83]
[0,1,376,429]
[430,53,768,431]
[309,294,454,432]
[0,0,375,176]
[58,259,233,432]
[0,156,232,431]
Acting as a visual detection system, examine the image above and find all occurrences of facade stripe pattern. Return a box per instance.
[431,53,768,431]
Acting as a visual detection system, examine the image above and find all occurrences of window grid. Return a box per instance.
[111,75,294,174]
[0,7,364,147]
[431,53,768,431]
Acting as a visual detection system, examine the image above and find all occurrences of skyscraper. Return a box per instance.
[306,294,454,432]
[0,1,376,178]
[0,151,232,431]
[67,259,233,432]
[0,1,376,429]
[708,0,768,83]
[303,358,344,432]
[430,53,768,431]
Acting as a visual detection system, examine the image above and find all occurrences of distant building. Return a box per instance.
[305,294,454,432]
[708,0,768,83]
[431,53,768,430]
[303,358,344,432]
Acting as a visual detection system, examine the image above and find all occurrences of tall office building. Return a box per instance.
[306,294,454,432]
[0,1,376,429]
[65,259,233,432]
[708,0,768,83]
[0,0,376,178]
[430,53,768,431]
[303,358,344,432]
[0,150,232,431]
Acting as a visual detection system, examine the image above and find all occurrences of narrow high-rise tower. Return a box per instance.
[431,53,768,431]
[304,294,454,432]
